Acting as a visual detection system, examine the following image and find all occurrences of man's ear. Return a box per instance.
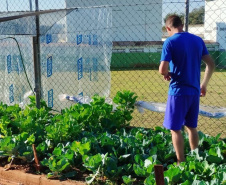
[166,26,171,32]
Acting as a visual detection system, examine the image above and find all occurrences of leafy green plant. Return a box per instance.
[0,91,225,184]
[0,132,34,161]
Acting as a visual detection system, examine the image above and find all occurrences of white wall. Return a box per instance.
[188,25,204,38]
[65,0,162,42]
[204,0,226,50]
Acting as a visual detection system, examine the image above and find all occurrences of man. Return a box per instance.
[159,15,215,164]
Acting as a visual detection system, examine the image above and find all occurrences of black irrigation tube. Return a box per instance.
[0,36,34,95]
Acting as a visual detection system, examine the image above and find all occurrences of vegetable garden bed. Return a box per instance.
[0,91,225,184]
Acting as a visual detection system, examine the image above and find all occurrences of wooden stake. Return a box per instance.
[32,144,41,171]
[154,165,164,185]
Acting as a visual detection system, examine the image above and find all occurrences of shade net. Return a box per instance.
[0,7,113,110]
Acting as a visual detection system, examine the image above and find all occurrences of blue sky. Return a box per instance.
[0,0,65,12]
[0,0,204,12]
[0,0,204,26]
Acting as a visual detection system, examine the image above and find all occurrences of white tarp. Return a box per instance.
[0,36,34,106]
[41,7,112,110]
[0,7,112,110]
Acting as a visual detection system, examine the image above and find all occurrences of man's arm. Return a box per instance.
[200,55,215,97]
[159,61,171,81]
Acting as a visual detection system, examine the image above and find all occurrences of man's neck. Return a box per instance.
[171,28,184,36]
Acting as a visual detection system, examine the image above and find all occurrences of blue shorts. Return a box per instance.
[163,95,200,130]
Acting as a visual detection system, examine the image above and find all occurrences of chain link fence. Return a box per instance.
[0,0,225,137]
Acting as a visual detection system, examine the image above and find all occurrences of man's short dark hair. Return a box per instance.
[166,15,183,28]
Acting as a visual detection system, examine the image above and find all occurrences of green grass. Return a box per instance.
[111,70,226,138]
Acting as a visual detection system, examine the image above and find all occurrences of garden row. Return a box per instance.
[0,91,225,184]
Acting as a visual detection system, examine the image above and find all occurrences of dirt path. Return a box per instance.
[0,167,86,185]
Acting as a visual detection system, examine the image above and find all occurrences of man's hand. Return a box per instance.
[200,84,207,97]
[164,72,171,81]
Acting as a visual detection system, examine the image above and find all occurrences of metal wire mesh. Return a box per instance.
[0,0,225,137]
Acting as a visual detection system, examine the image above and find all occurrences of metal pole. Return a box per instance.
[33,0,41,109]
[29,0,32,11]
[185,0,189,32]
[6,0,9,11]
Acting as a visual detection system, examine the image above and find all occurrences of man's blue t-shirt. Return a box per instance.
[160,32,209,96]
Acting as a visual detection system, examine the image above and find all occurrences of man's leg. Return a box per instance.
[184,95,199,150]
[171,130,185,164]
[186,126,199,150]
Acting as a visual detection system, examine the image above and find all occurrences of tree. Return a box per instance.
[189,6,204,25]
[163,6,205,26]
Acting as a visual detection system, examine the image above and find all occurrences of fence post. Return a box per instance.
[184,0,189,32]
[33,0,41,109]
[154,165,165,185]
[29,0,32,11]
